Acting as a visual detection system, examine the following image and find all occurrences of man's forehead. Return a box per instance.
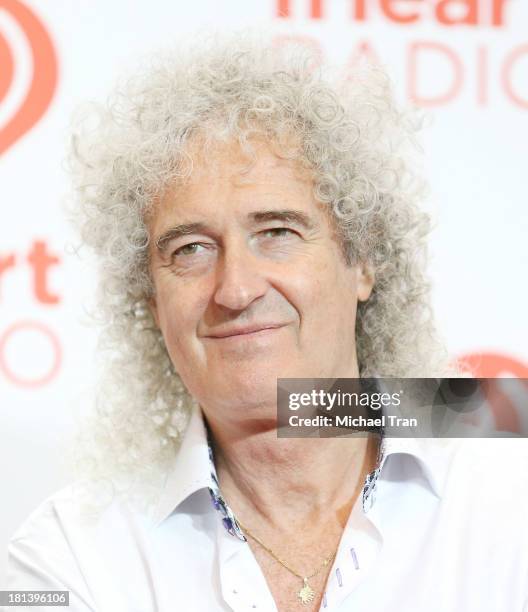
[151,152,314,225]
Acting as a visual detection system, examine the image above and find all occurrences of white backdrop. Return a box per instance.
[1,0,527,587]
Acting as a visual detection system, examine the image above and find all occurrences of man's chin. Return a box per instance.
[202,379,279,416]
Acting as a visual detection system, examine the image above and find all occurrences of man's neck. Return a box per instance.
[207,416,380,534]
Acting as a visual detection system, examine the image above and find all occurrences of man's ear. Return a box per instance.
[357,263,375,302]
[148,296,160,328]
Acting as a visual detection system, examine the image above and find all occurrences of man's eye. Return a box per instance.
[173,242,204,257]
[261,228,298,239]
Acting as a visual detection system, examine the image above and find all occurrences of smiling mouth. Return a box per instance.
[205,324,286,339]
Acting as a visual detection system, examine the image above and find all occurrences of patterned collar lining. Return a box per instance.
[206,426,386,542]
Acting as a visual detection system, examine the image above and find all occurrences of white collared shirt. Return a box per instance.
[7,406,528,611]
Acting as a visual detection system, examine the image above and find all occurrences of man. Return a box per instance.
[7,35,528,611]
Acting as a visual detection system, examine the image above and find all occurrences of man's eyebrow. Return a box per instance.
[155,210,317,253]
[249,209,316,230]
[155,222,207,252]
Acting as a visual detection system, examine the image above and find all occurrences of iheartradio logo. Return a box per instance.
[276,0,510,26]
[0,0,58,156]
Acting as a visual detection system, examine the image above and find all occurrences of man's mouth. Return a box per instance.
[205,323,286,339]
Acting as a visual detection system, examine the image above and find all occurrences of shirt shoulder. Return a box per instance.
[439,437,528,522]
[7,481,145,612]
[444,437,528,482]
[9,479,125,542]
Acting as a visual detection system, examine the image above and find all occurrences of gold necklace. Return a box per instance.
[236,519,336,605]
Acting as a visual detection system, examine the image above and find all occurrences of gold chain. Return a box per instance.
[236,518,336,605]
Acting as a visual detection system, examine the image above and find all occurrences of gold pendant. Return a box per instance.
[298,578,315,605]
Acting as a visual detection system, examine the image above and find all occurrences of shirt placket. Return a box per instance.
[215,510,278,612]
[321,503,384,610]
[320,442,386,610]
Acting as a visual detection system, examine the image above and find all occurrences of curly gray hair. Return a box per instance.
[68,33,451,485]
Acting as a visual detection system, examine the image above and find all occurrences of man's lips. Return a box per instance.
[204,324,286,339]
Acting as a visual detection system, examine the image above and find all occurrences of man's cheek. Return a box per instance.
[158,309,185,351]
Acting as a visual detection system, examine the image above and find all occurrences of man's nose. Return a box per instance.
[213,242,269,311]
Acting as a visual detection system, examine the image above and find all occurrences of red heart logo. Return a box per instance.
[0,0,58,156]
[457,352,528,378]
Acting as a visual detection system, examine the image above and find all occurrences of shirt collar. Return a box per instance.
[152,404,449,528]
[152,404,212,527]
[378,435,449,500]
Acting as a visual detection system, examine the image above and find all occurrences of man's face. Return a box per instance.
[148,140,374,423]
